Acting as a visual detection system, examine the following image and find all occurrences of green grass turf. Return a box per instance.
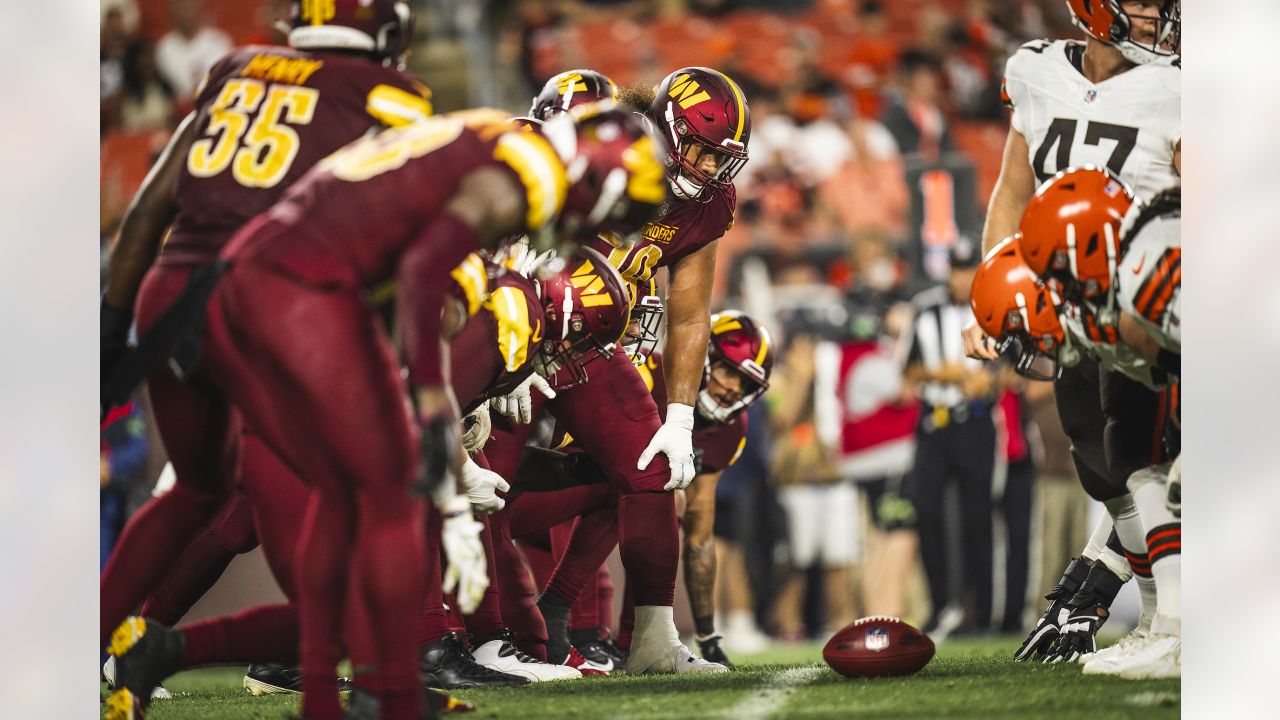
[102,636,1180,719]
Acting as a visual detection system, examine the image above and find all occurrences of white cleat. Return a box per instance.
[672,644,729,674]
[1082,629,1151,673]
[627,606,727,674]
[1115,634,1181,680]
[472,634,582,682]
[103,655,173,700]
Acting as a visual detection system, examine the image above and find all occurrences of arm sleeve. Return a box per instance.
[398,212,484,385]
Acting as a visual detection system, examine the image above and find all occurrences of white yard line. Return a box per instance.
[722,665,825,720]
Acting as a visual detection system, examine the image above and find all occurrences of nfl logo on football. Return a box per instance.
[865,627,891,653]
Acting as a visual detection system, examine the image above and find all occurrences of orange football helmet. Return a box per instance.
[1065,0,1180,64]
[971,237,1068,381]
[1018,165,1137,303]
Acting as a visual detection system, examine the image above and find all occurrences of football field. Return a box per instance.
[102,637,1180,719]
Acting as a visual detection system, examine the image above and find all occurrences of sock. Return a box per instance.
[631,605,679,650]
[462,517,507,641]
[180,604,299,668]
[694,615,716,639]
[416,503,451,647]
[1104,494,1157,627]
[597,564,615,633]
[100,484,223,647]
[1130,467,1181,632]
[140,526,238,627]
[617,492,679,606]
[617,580,634,650]
[538,591,573,663]
[545,509,619,605]
[296,492,355,720]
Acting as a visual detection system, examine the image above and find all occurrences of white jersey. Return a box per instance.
[1061,306,1165,391]
[1117,212,1181,353]
[1003,39,1180,201]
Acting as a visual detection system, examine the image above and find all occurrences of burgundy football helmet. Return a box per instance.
[540,103,669,241]
[534,248,631,389]
[697,311,773,422]
[646,67,751,202]
[530,69,619,121]
[286,0,413,67]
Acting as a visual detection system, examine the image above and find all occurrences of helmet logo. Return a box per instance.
[570,260,615,308]
[301,0,336,25]
[622,136,667,205]
[667,74,711,109]
[557,72,590,95]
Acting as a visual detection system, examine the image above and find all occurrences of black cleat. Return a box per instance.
[104,617,184,720]
[241,662,353,695]
[696,634,734,669]
[419,632,528,689]
[340,686,477,720]
[570,628,622,671]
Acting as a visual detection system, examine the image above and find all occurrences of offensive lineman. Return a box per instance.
[960,0,1180,662]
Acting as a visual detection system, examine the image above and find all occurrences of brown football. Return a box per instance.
[823,616,936,678]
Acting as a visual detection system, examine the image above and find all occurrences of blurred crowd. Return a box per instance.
[102,0,1095,643]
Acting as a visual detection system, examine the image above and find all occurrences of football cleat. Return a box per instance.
[921,604,964,644]
[103,656,173,700]
[341,686,477,719]
[419,632,529,689]
[627,641,727,675]
[1081,627,1151,672]
[696,634,734,669]
[242,662,353,695]
[104,617,184,720]
[570,628,621,672]
[1115,633,1181,680]
[562,646,610,676]
[472,630,582,682]
[1042,606,1109,663]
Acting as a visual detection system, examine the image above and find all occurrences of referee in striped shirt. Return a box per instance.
[900,241,1000,637]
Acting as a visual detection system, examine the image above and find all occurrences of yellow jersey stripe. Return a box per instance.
[366,84,433,128]
[493,132,568,230]
[487,286,532,372]
[712,69,746,142]
[448,254,488,318]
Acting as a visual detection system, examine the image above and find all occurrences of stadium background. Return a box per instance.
[99,0,1137,643]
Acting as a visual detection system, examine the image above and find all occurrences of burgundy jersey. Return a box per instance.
[164,45,432,264]
[586,185,736,287]
[222,109,568,291]
[450,266,544,414]
[551,351,747,474]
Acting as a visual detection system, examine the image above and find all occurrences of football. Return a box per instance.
[823,616,936,678]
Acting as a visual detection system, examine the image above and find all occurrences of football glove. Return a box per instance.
[492,373,556,424]
[438,496,489,615]
[413,410,461,496]
[1042,605,1109,663]
[461,401,492,454]
[460,456,509,515]
[638,403,696,491]
[1014,557,1090,662]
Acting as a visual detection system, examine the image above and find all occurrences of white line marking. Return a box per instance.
[723,665,825,720]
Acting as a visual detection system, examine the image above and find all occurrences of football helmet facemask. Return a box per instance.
[1065,0,1180,65]
[1018,165,1137,305]
[696,311,773,422]
[534,248,631,390]
[645,67,751,202]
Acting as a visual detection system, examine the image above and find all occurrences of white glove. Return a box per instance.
[461,401,492,453]
[637,403,697,491]
[492,373,556,424]
[460,456,510,515]
[438,496,489,614]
